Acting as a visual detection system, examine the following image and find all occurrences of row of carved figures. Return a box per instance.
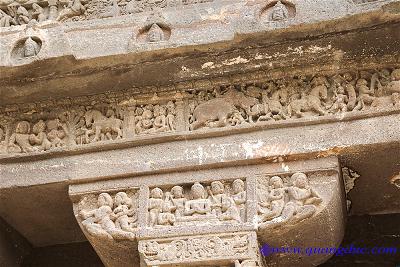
[148,179,246,227]
[189,69,400,130]
[0,0,290,28]
[0,101,176,153]
[1,69,399,154]
[77,172,320,243]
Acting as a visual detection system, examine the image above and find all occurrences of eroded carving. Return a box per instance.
[148,179,246,227]
[11,37,42,59]
[257,172,322,230]
[77,191,138,241]
[139,233,251,265]
[261,0,296,22]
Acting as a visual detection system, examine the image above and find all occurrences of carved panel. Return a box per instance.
[0,0,214,27]
[147,179,247,227]
[138,232,258,266]
[256,172,322,230]
[188,68,400,130]
[75,190,139,241]
[0,68,399,156]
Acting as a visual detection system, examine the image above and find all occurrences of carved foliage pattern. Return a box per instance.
[139,234,251,264]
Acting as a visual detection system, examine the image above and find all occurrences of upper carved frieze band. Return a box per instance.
[0,67,399,156]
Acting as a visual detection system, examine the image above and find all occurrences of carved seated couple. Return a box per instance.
[257,172,322,230]
[80,192,137,241]
[148,180,246,227]
[8,119,65,153]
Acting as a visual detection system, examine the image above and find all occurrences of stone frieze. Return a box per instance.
[1,68,399,157]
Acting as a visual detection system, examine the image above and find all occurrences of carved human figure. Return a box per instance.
[387,69,400,93]
[8,121,33,153]
[354,78,375,110]
[158,192,176,226]
[113,192,137,232]
[32,3,47,22]
[166,101,176,131]
[80,193,135,241]
[148,188,164,226]
[151,105,168,133]
[0,127,6,152]
[16,6,30,25]
[147,23,164,42]
[219,196,241,222]
[0,9,13,27]
[84,109,123,142]
[46,119,66,148]
[184,182,212,216]
[57,0,86,21]
[207,181,226,216]
[170,186,186,218]
[259,173,322,230]
[270,1,289,21]
[232,179,246,219]
[29,120,52,151]
[258,176,285,222]
[24,37,41,57]
[141,105,154,132]
[329,85,348,113]
[134,107,144,133]
[287,76,328,117]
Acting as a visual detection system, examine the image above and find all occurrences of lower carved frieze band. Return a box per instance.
[70,159,345,267]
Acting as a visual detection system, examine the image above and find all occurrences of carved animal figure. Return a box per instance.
[287,77,328,117]
[190,88,259,130]
[84,110,122,142]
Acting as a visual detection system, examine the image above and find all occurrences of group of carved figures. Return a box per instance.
[139,234,255,266]
[0,0,86,27]
[256,172,322,230]
[133,101,176,134]
[189,69,400,130]
[79,192,137,241]
[0,0,215,27]
[148,179,246,227]
[0,101,176,153]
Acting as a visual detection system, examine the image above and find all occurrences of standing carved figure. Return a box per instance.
[170,186,186,218]
[148,188,164,227]
[258,176,285,222]
[287,76,329,117]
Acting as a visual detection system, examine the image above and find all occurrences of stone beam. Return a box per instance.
[68,157,345,267]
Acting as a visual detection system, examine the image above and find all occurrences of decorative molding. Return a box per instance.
[1,67,399,157]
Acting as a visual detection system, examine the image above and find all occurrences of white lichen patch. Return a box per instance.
[201,62,215,69]
[222,56,249,66]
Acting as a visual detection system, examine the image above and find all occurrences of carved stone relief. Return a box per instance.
[138,232,257,266]
[260,0,296,22]
[76,190,138,241]
[256,172,322,230]
[188,68,400,130]
[148,179,246,227]
[11,36,42,59]
[0,0,214,27]
[1,68,399,156]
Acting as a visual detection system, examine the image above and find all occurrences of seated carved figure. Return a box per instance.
[29,120,52,151]
[80,193,135,241]
[270,1,289,21]
[8,121,34,153]
[170,186,186,218]
[259,172,322,230]
[219,196,241,222]
[208,181,226,216]
[148,188,164,226]
[354,78,375,110]
[113,192,137,232]
[183,183,212,218]
[157,192,176,226]
[258,176,285,222]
